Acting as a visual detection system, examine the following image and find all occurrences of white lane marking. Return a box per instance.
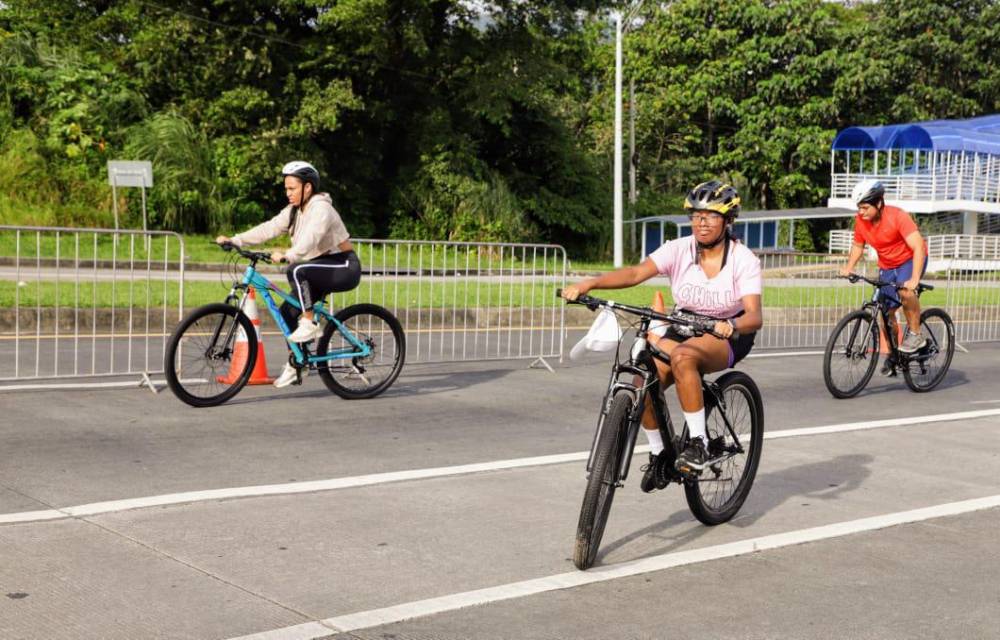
[0,381,163,392]
[763,409,1000,439]
[0,452,588,525]
[228,623,334,640]
[0,510,67,524]
[970,399,1000,404]
[0,379,202,392]
[746,350,824,358]
[3,408,1000,527]
[227,495,1000,639]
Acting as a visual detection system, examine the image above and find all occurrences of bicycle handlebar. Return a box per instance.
[217,241,275,264]
[839,273,934,293]
[556,289,725,339]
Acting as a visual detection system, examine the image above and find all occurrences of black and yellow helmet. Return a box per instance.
[684,180,741,219]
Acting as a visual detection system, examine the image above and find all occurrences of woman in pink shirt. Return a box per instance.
[562,181,763,489]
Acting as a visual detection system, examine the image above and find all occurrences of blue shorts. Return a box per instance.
[878,258,927,309]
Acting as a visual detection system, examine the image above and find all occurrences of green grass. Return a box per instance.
[0,229,573,271]
[0,279,607,310]
[0,229,188,264]
[3,277,996,310]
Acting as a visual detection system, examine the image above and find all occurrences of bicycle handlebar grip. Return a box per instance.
[218,241,234,251]
[555,288,562,298]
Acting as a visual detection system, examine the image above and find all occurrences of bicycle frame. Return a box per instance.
[586,312,742,486]
[228,262,372,367]
[849,282,939,367]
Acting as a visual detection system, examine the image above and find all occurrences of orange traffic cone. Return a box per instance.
[878,311,904,354]
[648,291,668,338]
[652,290,666,312]
[216,287,275,385]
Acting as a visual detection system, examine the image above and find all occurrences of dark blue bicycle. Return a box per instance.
[165,243,405,407]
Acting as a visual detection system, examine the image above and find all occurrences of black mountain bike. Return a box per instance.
[562,291,764,571]
[822,273,955,398]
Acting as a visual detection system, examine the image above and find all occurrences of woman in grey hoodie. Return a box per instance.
[216,161,361,387]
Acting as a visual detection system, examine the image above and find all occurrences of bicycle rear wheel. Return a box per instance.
[684,371,764,526]
[903,308,955,393]
[316,304,406,399]
[574,390,631,570]
[164,303,257,407]
[823,310,880,399]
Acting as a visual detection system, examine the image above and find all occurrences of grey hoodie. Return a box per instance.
[232,193,351,263]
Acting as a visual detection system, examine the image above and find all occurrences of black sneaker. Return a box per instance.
[674,438,708,478]
[640,452,672,493]
[880,355,897,377]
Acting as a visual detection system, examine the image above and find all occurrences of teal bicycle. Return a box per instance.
[165,243,405,407]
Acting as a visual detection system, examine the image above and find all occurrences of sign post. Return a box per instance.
[107,161,154,232]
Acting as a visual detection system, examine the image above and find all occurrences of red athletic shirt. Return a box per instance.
[852,205,926,269]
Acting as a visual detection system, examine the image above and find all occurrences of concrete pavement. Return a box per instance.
[1,344,999,639]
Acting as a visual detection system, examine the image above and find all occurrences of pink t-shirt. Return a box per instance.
[647,236,763,318]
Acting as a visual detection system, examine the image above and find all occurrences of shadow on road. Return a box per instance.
[595,453,873,567]
[854,367,968,397]
[221,365,522,406]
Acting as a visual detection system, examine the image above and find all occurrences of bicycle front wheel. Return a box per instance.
[684,371,764,526]
[316,304,406,399]
[164,303,257,407]
[574,390,631,570]
[823,309,880,399]
[903,308,955,393]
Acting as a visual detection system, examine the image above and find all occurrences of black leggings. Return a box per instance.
[280,251,361,330]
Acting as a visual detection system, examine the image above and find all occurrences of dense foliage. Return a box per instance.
[2,0,1000,257]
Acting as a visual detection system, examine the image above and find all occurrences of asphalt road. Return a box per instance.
[1,343,999,639]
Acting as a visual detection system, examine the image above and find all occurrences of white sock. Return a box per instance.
[643,428,664,455]
[683,409,707,445]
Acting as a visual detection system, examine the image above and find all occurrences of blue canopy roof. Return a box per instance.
[832,115,1000,155]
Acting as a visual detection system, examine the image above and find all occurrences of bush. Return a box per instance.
[390,150,536,244]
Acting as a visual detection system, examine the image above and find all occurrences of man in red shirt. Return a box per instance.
[839,179,928,357]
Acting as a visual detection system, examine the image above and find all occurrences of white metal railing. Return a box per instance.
[0,232,567,387]
[831,149,1000,210]
[328,239,568,370]
[927,234,1000,259]
[757,250,1000,348]
[831,173,944,201]
[2,227,995,389]
[828,229,877,260]
[0,226,186,388]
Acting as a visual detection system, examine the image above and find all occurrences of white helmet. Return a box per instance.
[851,179,885,207]
[281,161,320,190]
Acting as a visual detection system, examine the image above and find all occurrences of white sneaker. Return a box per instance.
[288,318,322,343]
[273,362,307,388]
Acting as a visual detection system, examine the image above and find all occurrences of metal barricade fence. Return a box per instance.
[0,226,185,389]
[326,240,568,370]
[943,259,1000,345]
[755,251,880,350]
[925,235,1000,344]
[2,226,993,388]
[756,250,1000,349]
